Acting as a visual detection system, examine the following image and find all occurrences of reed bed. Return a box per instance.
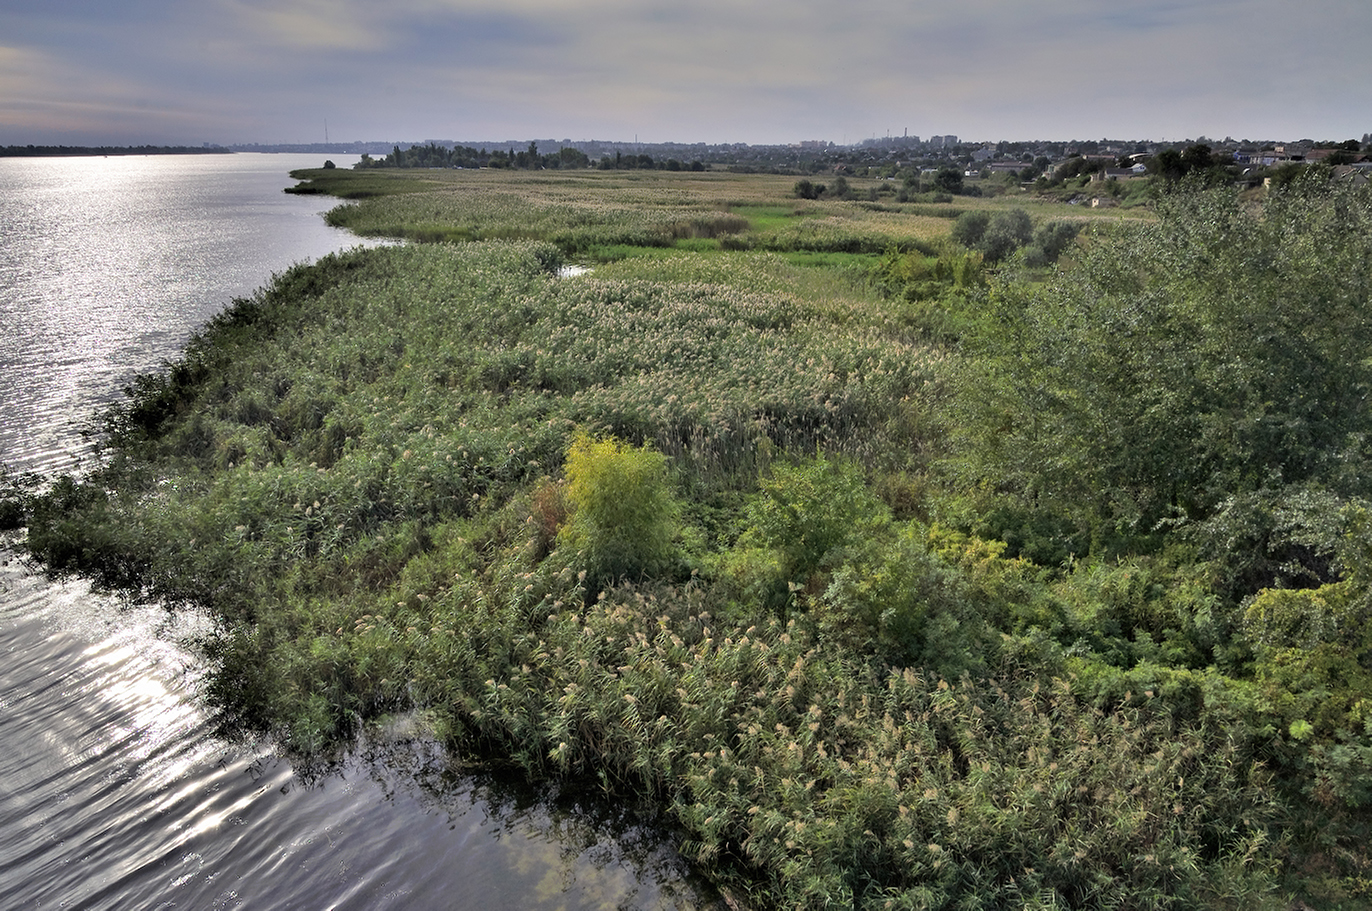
[320,170,998,255]
[14,169,1362,909]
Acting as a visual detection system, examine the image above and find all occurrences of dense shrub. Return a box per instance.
[1022,219,1082,267]
[978,209,1033,263]
[949,210,989,247]
[558,433,683,591]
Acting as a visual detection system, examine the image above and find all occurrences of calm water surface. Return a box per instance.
[0,154,706,910]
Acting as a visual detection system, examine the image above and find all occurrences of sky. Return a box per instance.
[2,0,1369,148]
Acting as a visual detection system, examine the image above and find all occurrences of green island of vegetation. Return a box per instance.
[4,161,1371,909]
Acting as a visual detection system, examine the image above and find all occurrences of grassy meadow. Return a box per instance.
[295,166,1140,256]
[8,165,1371,909]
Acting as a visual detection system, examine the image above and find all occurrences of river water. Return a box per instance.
[0,154,706,909]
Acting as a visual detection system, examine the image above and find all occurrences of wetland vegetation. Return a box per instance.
[7,164,1372,909]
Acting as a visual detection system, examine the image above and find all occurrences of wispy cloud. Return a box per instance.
[1,0,1368,145]
[225,0,392,52]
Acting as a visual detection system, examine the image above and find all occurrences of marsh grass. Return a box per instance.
[287,167,434,199]
[310,169,1141,261]
[19,239,1292,907]
[316,170,977,256]
[16,167,1361,910]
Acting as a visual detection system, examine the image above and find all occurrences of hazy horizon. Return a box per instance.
[4,133,1363,153]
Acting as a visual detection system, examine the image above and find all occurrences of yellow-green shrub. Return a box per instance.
[558,432,682,591]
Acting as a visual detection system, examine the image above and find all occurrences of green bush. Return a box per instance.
[950,210,990,248]
[979,209,1032,263]
[716,454,890,617]
[558,432,683,591]
[817,523,982,673]
[738,453,889,585]
[1023,220,1082,267]
[0,466,37,530]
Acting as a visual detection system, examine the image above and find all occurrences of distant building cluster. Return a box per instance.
[220,132,1371,188]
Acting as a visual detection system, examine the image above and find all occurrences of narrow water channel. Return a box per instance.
[0,153,708,909]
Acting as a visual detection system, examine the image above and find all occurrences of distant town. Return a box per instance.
[229,133,1372,173]
[5,134,1369,188]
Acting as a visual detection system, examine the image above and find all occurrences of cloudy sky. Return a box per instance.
[2,0,1369,147]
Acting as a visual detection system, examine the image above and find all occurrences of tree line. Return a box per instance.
[356,141,706,172]
[0,144,230,157]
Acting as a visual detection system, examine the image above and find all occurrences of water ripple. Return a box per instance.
[0,155,709,910]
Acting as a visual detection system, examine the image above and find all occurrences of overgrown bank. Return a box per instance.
[6,169,1371,909]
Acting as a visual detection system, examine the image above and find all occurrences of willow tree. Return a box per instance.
[949,175,1372,592]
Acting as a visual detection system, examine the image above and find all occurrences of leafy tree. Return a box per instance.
[1265,161,1308,188]
[721,454,890,616]
[950,179,1372,584]
[950,210,989,247]
[740,455,887,583]
[1053,156,1106,182]
[933,166,964,194]
[1022,220,1082,267]
[979,209,1032,263]
[1180,143,1213,172]
[950,210,1034,263]
[1147,145,1231,184]
[557,147,590,169]
[1150,149,1185,180]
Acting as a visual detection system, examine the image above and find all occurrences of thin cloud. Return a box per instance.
[225,0,392,52]
[0,0,1368,145]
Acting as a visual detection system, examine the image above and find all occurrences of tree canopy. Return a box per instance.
[950,176,1372,586]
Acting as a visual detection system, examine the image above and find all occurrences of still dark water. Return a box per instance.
[0,154,706,910]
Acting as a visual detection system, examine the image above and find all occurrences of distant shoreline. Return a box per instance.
[0,145,232,158]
